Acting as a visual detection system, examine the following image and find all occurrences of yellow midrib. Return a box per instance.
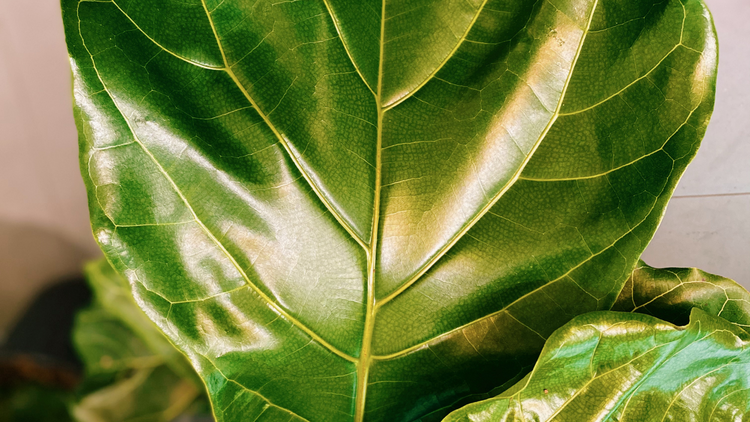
[352,0,388,417]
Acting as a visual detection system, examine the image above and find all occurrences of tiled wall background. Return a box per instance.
[0,0,747,335]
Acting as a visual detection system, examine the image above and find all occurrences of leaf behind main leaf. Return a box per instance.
[443,309,750,422]
[614,261,750,334]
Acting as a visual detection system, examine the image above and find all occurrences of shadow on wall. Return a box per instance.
[0,221,99,336]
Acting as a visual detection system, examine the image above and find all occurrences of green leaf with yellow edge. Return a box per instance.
[614,261,750,334]
[61,0,718,420]
[444,309,750,421]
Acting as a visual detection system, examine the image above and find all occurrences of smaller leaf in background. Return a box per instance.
[72,259,208,422]
[614,261,750,334]
[443,309,750,421]
[81,260,197,382]
[0,384,73,422]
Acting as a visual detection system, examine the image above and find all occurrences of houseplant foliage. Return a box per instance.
[444,265,750,420]
[61,0,719,419]
[443,309,750,422]
[612,261,750,333]
[72,259,208,421]
[69,260,750,421]
[70,260,750,421]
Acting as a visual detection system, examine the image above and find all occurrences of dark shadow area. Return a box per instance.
[0,277,91,422]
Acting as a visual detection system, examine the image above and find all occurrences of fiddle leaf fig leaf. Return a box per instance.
[443,309,750,422]
[614,261,750,334]
[61,0,718,420]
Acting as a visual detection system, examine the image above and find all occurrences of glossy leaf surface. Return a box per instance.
[72,259,204,421]
[444,309,750,421]
[614,261,750,334]
[62,0,718,420]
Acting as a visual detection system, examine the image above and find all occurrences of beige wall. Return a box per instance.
[0,0,747,336]
[0,0,101,333]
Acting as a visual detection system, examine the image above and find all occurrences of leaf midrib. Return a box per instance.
[353,0,387,416]
[352,1,602,419]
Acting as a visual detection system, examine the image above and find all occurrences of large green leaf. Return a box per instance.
[443,309,750,421]
[614,261,750,334]
[72,259,206,421]
[61,0,718,420]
